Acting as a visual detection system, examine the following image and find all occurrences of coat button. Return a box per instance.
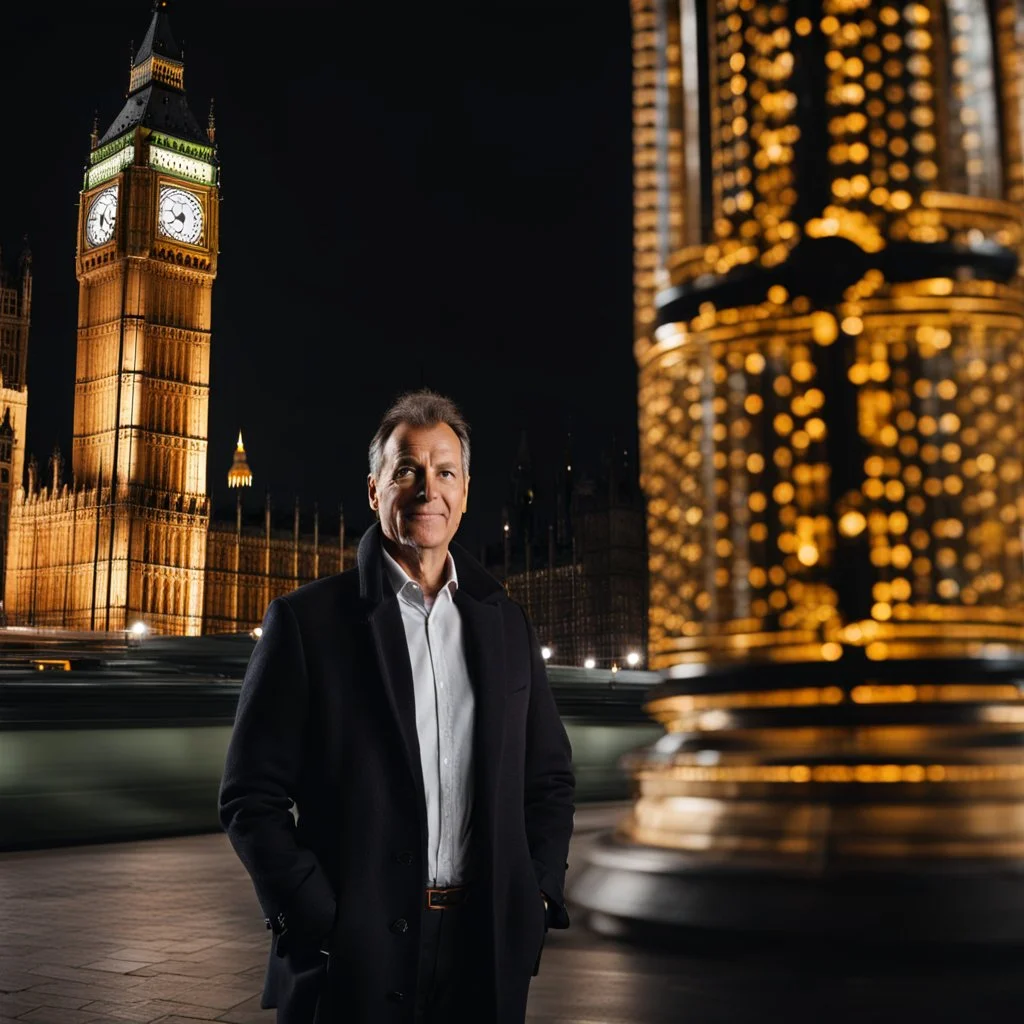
[394,850,413,865]
[387,990,404,1002]
[390,918,409,934]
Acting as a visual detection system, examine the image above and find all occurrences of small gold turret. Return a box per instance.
[227,431,253,489]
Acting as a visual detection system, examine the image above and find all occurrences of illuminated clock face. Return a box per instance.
[158,186,204,244]
[86,187,118,247]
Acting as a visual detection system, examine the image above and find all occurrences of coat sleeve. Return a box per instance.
[519,605,576,929]
[218,597,336,952]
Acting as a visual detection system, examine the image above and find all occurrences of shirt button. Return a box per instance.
[443,758,449,765]
[390,918,409,934]
[387,990,404,1002]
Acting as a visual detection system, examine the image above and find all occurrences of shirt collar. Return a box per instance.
[382,545,459,606]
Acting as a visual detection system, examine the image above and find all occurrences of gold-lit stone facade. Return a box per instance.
[577,0,1024,922]
[202,505,353,635]
[0,248,30,597]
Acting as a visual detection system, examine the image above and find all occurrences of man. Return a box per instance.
[219,390,575,1024]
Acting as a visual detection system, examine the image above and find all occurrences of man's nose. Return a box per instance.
[417,471,437,501]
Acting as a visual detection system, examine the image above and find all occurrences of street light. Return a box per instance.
[540,645,552,661]
[251,626,263,640]
[626,651,641,668]
[129,621,148,637]
[583,657,596,670]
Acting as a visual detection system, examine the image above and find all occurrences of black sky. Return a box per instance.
[0,1,635,547]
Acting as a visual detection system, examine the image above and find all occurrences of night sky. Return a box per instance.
[0,1,635,548]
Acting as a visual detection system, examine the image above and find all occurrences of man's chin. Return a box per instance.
[397,520,449,549]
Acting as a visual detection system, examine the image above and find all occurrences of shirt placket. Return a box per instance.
[426,598,451,884]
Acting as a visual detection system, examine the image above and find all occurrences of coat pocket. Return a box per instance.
[280,946,329,1024]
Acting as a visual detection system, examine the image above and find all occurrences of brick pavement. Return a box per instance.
[0,809,631,1024]
[0,832,272,1024]
[3,806,1024,1024]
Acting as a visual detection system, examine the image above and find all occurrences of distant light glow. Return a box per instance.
[626,651,642,667]
[583,657,596,669]
[129,621,148,636]
[540,645,552,661]
[251,626,263,640]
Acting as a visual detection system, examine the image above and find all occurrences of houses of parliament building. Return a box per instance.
[0,4,348,636]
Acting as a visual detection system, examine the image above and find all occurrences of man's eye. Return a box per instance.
[395,467,414,478]
[440,470,455,478]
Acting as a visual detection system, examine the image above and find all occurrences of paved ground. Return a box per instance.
[1,805,1023,1023]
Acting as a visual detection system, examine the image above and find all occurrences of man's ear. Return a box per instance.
[462,475,470,514]
[368,474,379,517]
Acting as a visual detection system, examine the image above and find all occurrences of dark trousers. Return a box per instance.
[415,901,487,1023]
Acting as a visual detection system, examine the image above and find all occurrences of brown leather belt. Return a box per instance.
[425,885,469,910]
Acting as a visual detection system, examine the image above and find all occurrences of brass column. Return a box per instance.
[570,0,1024,941]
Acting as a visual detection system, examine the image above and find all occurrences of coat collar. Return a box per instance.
[357,523,505,609]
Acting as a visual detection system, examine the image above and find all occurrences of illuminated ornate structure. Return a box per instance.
[2,4,345,636]
[572,0,1024,938]
[227,432,253,489]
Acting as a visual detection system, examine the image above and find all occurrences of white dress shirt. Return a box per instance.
[382,546,475,887]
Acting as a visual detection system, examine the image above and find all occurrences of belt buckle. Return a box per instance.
[426,885,465,910]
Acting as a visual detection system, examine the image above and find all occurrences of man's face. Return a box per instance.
[368,421,469,554]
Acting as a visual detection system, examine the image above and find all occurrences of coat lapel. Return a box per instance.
[367,597,427,828]
[358,526,427,829]
[454,591,507,851]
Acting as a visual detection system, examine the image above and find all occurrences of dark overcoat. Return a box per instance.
[219,525,576,1023]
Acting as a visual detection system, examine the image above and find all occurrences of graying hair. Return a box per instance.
[368,390,471,480]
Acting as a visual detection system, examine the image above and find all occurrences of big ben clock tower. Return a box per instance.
[76,0,217,498]
[4,0,218,635]
[3,2,348,634]
[75,0,217,633]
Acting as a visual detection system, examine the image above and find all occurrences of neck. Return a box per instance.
[383,535,450,598]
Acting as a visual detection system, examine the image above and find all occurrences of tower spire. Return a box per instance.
[227,431,253,489]
[96,2,206,149]
[207,98,216,143]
